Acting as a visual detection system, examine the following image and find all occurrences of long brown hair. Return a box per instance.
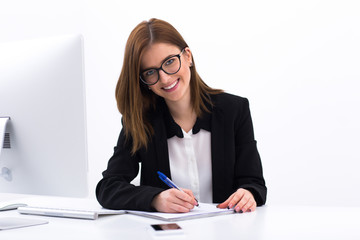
[116,18,222,154]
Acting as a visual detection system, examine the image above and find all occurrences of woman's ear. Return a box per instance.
[184,47,193,67]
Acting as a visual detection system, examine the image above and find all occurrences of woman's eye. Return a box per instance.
[145,69,156,76]
[164,58,175,66]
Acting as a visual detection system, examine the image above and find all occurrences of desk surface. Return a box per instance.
[1,194,360,240]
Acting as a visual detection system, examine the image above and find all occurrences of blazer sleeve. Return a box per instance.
[95,128,164,211]
[234,98,267,206]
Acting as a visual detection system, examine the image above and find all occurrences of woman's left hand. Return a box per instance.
[217,188,257,213]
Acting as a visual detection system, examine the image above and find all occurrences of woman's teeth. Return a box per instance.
[163,80,178,90]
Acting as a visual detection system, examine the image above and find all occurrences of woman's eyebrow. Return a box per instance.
[143,53,178,70]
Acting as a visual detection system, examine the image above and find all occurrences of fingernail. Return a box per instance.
[239,210,243,213]
[227,206,230,210]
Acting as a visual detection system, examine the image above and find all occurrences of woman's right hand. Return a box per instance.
[151,188,197,213]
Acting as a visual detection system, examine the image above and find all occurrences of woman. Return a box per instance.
[96,18,266,213]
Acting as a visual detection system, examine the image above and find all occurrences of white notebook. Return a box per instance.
[126,203,233,221]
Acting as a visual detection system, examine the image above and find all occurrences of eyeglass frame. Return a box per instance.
[139,48,185,86]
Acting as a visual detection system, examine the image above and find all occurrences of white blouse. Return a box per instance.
[167,128,213,203]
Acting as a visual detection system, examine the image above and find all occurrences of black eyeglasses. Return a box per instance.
[140,49,185,85]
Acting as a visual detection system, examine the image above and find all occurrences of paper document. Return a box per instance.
[127,203,234,221]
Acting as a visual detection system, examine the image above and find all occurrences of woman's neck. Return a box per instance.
[165,98,197,133]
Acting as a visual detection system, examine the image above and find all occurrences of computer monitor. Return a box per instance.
[0,34,88,197]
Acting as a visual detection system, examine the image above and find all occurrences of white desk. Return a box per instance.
[1,194,360,240]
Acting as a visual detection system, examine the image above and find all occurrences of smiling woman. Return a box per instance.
[115,19,222,155]
[96,18,266,214]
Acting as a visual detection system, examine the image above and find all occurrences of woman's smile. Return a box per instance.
[162,79,180,92]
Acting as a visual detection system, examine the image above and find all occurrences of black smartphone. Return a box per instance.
[150,223,184,235]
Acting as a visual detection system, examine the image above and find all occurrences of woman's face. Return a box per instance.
[140,43,192,105]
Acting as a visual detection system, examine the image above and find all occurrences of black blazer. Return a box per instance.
[96,93,267,211]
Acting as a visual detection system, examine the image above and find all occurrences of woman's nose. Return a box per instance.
[158,70,171,83]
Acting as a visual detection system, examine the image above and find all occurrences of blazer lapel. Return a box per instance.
[153,108,172,180]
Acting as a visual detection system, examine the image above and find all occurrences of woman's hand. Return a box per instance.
[151,188,198,213]
[217,188,257,213]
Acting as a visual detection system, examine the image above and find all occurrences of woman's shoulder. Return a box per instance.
[209,93,251,125]
[210,92,249,109]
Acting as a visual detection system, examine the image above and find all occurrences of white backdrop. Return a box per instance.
[1,0,359,206]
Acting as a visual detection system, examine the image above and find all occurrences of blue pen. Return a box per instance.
[157,171,199,207]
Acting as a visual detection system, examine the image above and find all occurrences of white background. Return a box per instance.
[1,0,359,207]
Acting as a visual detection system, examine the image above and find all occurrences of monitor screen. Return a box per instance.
[0,35,88,197]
